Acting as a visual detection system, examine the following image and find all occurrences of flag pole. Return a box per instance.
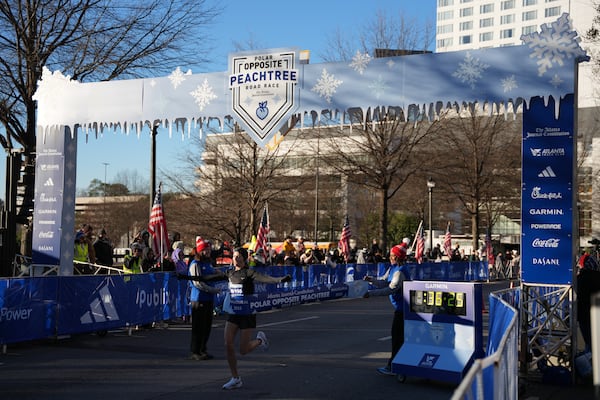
[410,220,423,253]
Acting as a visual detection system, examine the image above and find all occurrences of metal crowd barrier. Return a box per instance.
[452,287,520,400]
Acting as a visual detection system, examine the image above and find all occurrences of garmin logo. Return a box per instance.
[531,187,562,200]
[529,209,564,215]
[532,238,560,248]
[37,209,57,215]
[532,257,560,266]
[424,283,448,290]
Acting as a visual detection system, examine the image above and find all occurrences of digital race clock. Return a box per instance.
[392,281,484,384]
[409,290,467,316]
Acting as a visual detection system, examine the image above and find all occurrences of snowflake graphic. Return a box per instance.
[190,79,217,111]
[386,59,396,69]
[368,75,387,100]
[501,75,518,92]
[453,51,489,89]
[349,51,371,75]
[311,68,343,104]
[169,67,187,89]
[550,74,563,88]
[521,13,588,76]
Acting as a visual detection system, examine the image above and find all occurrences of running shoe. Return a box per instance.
[222,376,243,390]
[256,331,269,351]
[377,365,395,376]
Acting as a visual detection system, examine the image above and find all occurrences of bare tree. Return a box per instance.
[322,107,443,253]
[320,10,434,62]
[0,0,221,267]
[167,129,312,245]
[434,104,521,252]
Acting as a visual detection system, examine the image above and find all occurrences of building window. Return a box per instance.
[523,10,538,21]
[438,0,454,6]
[545,0,558,2]
[480,18,494,28]
[437,24,453,34]
[480,3,494,13]
[460,7,473,17]
[437,38,454,48]
[501,0,515,9]
[460,21,473,31]
[523,0,537,5]
[545,6,560,17]
[500,29,514,38]
[522,25,537,35]
[460,0,473,3]
[460,35,472,44]
[438,10,454,20]
[480,32,493,42]
[501,14,515,24]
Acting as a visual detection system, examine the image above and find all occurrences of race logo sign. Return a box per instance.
[229,48,300,147]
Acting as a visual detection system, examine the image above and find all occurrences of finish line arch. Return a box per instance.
[34,13,587,287]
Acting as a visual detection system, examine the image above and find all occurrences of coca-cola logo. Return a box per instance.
[532,238,560,248]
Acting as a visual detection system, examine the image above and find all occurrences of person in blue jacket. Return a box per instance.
[188,237,226,361]
[364,243,411,376]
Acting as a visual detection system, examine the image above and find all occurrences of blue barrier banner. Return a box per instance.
[0,277,58,344]
[57,275,131,335]
[1,264,489,344]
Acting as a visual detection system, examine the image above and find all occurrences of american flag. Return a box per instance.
[255,205,270,255]
[415,224,425,264]
[148,183,169,260]
[338,215,351,261]
[485,228,495,266]
[443,222,452,259]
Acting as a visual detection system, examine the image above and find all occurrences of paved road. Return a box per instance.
[0,281,595,400]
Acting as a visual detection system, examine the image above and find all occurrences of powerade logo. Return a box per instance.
[0,307,33,322]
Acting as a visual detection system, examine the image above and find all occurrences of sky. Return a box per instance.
[2,0,436,201]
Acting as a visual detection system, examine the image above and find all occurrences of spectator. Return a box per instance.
[451,244,462,262]
[93,228,114,268]
[141,247,158,272]
[221,247,291,390]
[294,236,305,254]
[80,224,97,265]
[371,239,382,261]
[430,243,442,261]
[172,243,188,275]
[123,243,143,274]
[300,248,317,265]
[74,231,93,274]
[577,239,600,352]
[363,244,411,376]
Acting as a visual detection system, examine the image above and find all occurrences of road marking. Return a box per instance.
[377,336,391,341]
[258,316,319,327]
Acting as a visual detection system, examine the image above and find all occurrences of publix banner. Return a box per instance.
[521,95,575,284]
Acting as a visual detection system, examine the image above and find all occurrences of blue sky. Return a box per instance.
[4,0,436,201]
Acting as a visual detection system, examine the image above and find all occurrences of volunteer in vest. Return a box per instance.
[363,242,411,376]
[188,236,225,360]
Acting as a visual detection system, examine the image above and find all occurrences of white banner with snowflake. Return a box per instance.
[35,13,587,140]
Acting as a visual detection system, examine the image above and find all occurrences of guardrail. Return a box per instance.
[452,287,520,400]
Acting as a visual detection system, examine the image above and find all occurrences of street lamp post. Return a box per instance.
[427,177,436,257]
[102,162,109,226]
